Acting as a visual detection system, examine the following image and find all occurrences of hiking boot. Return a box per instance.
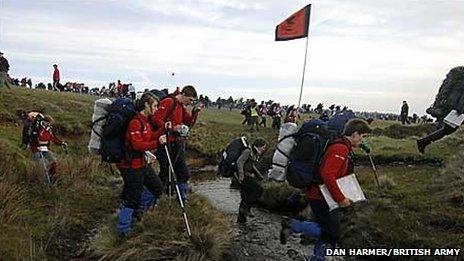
[280,218,292,244]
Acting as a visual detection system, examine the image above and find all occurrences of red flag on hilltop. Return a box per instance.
[275,4,311,41]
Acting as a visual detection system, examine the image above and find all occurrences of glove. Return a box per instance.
[360,141,371,154]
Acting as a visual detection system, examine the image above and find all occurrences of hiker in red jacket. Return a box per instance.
[152,85,202,202]
[52,64,60,91]
[116,92,166,235]
[32,115,67,184]
[280,119,372,261]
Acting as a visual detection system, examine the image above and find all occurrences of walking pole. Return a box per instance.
[39,151,52,186]
[166,131,173,206]
[164,144,192,237]
[368,153,380,188]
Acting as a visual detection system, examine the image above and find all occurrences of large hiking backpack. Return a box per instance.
[218,137,250,178]
[286,119,334,188]
[150,89,178,122]
[150,89,169,100]
[427,66,464,120]
[88,98,112,154]
[89,97,137,163]
[22,113,44,148]
[327,110,356,135]
[268,122,298,181]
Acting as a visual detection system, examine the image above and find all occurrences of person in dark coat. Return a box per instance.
[400,101,410,125]
[0,51,12,89]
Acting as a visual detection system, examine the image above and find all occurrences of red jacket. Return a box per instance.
[31,125,62,153]
[152,97,198,142]
[53,69,60,81]
[116,113,163,169]
[307,137,352,204]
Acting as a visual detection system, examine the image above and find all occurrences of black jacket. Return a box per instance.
[401,104,409,116]
[0,57,9,72]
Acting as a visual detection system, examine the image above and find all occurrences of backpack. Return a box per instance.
[327,110,356,135]
[22,113,44,148]
[286,119,335,188]
[268,122,298,181]
[90,97,137,163]
[150,89,169,100]
[427,66,464,120]
[88,98,112,154]
[150,89,178,122]
[218,137,249,177]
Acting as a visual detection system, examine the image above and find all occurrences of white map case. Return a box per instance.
[443,109,464,128]
[319,173,366,211]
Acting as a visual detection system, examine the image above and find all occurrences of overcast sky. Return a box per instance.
[1,0,463,114]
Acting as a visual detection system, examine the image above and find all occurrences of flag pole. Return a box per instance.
[297,35,309,108]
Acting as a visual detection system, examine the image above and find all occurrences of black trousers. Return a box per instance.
[119,166,163,210]
[419,123,459,145]
[272,116,281,129]
[239,177,263,213]
[156,141,190,185]
[309,200,343,246]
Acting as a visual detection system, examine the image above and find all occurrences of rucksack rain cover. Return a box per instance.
[268,122,298,181]
[88,98,112,154]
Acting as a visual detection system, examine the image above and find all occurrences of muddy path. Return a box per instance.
[193,177,344,261]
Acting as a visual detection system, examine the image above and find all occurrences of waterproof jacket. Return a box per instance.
[53,68,60,81]
[116,113,163,169]
[236,148,263,180]
[152,97,198,142]
[31,125,62,153]
[0,57,9,72]
[307,137,352,204]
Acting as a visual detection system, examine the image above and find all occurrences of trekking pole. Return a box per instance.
[164,144,192,237]
[39,152,52,186]
[166,131,173,206]
[368,153,380,188]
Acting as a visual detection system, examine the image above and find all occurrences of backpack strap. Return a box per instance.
[164,97,178,122]
[91,115,108,139]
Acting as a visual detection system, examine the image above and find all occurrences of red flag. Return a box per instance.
[275,4,311,41]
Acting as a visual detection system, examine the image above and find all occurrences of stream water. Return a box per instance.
[193,177,343,261]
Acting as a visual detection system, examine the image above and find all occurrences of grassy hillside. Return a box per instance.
[0,88,231,260]
[1,87,462,259]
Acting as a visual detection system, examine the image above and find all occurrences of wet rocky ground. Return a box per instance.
[193,178,344,261]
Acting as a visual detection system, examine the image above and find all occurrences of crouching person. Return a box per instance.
[237,138,267,224]
[32,115,66,185]
[116,92,165,236]
[280,119,371,261]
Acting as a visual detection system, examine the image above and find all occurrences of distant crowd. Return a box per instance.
[0,51,433,126]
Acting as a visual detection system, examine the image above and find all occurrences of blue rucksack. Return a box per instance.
[285,119,334,188]
[99,98,137,163]
[327,110,356,135]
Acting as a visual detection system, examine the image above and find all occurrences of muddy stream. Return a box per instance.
[192,166,344,261]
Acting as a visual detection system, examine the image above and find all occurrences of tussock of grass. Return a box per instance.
[437,150,464,206]
[372,123,437,139]
[377,175,396,190]
[0,181,26,224]
[90,194,232,261]
[260,181,299,211]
